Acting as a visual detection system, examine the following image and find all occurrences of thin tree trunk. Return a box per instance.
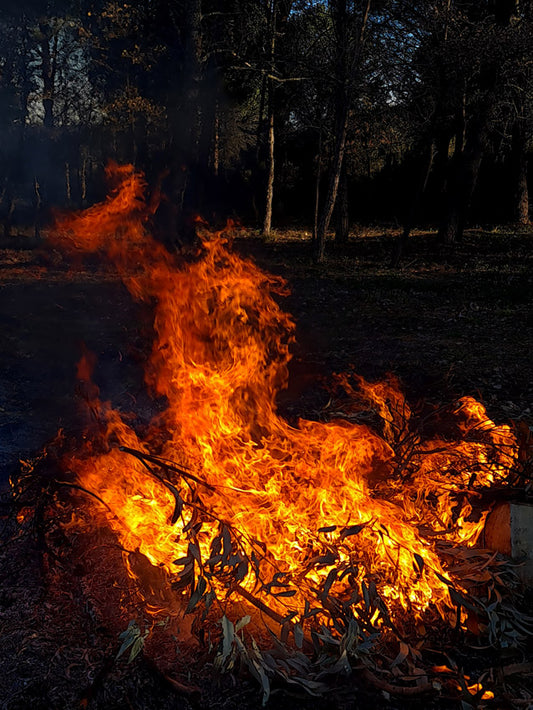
[33,177,42,239]
[433,130,452,195]
[212,99,220,177]
[454,90,466,158]
[438,135,485,244]
[4,192,15,239]
[39,21,54,129]
[315,109,348,261]
[257,73,267,154]
[262,0,277,237]
[511,120,529,225]
[315,0,371,262]
[65,162,71,203]
[438,89,493,245]
[187,0,203,163]
[312,127,323,244]
[19,23,31,141]
[392,27,454,267]
[263,93,275,236]
[439,3,515,244]
[80,149,87,206]
[335,162,349,247]
[391,140,435,267]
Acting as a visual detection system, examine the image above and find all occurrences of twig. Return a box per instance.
[234,584,287,626]
[118,450,184,525]
[55,480,114,513]
[119,446,215,491]
[499,662,533,677]
[144,657,202,700]
[360,668,435,696]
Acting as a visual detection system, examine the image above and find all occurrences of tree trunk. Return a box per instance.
[3,191,15,239]
[186,0,203,163]
[262,88,275,236]
[438,101,491,244]
[65,161,71,203]
[80,148,87,207]
[453,89,467,159]
[212,99,220,177]
[432,130,452,195]
[33,177,42,239]
[312,127,323,245]
[511,120,529,225]
[315,0,371,262]
[438,3,515,244]
[262,0,277,237]
[19,24,31,139]
[335,162,349,247]
[257,73,267,155]
[170,0,203,241]
[315,110,348,261]
[39,21,54,129]
[438,145,484,244]
[391,139,435,267]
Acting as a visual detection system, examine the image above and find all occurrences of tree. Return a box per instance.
[262,0,278,236]
[437,0,523,243]
[315,0,371,262]
[0,0,531,243]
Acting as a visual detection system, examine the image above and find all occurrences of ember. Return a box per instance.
[36,164,531,700]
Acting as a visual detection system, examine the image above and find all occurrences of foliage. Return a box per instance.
[0,1,532,241]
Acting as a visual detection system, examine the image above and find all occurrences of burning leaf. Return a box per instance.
[235,559,248,582]
[293,623,304,649]
[188,541,201,564]
[186,575,207,613]
[321,568,338,601]
[340,523,366,539]
[171,493,184,525]
[173,555,190,567]
[413,553,425,575]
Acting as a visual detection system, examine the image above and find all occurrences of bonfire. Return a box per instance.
[10,164,533,706]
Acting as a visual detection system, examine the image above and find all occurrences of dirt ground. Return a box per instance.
[0,245,150,488]
[241,230,533,427]
[0,228,532,709]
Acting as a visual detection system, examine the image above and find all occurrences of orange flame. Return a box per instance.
[53,165,518,626]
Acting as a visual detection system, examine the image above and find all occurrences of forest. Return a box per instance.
[1,0,532,261]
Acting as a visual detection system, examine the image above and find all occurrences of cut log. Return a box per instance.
[484,503,533,586]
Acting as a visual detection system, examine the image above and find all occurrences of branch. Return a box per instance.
[361,668,435,697]
[55,480,114,513]
[119,446,215,492]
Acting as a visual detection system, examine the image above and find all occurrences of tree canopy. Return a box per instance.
[0,0,531,252]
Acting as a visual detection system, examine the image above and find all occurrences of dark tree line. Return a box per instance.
[0,0,532,259]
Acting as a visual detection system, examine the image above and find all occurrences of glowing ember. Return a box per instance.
[51,164,518,628]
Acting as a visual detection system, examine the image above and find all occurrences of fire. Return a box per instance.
[51,164,519,630]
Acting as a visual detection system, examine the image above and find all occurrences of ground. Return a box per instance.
[0,228,532,709]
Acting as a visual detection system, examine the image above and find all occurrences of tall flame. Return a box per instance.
[51,164,518,625]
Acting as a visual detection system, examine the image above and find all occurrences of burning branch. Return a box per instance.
[15,163,531,704]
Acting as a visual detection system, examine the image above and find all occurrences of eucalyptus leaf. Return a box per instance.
[220,615,234,662]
